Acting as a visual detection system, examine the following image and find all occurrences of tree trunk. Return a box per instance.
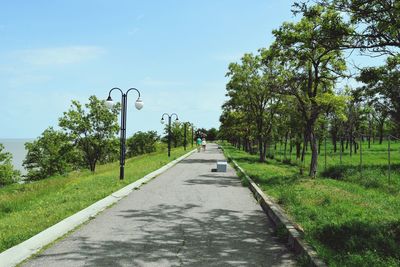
[258,137,265,162]
[340,138,344,153]
[350,135,353,157]
[354,139,358,154]
[300,132,307,175]
[332,133,337,153]
[379,121,384,144]
[308,128,318,178]
[262,140,267,162]
[284,132,289,160]
[296,141,301,160]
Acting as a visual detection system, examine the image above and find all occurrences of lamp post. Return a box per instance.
[161,113,179,157]
[105,87,143,180]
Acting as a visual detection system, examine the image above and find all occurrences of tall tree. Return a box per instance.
[59,95,120,172]
[225,52,280,162]
[272,5,350,176]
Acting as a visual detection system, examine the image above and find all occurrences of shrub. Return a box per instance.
[0,144,20,186]
[23,128,80,181]
[321,165,347,180]
[127,131,160,157]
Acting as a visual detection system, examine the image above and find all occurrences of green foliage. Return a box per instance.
[317,0,400,55]
[126,131,159,157]
[223,50,281,162]
[23,128,80,181]
[162,121,194,148]
[357,55,400,133]
[0,144,19,186]
[59,95,120,172]
[207,128,218,141]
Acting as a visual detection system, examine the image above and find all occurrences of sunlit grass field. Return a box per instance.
[270,140,400,193]
[222,142,400,267]
[0,147,191,253]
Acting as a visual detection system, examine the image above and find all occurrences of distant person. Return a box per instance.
[196,137,202,152]
[201,138,207,151]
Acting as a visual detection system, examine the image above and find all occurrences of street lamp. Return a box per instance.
[161,113,179,157]
[106,87,143,180]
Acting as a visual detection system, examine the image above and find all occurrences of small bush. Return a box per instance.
[127,131,160,157]
[0,144,20,186]
[321,165,347,180]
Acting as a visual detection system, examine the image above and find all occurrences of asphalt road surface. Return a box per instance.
[23,143,296,267]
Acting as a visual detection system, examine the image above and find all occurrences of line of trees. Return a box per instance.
[22,96,159,182]
[219,1,400,177]
[161,122,218,147]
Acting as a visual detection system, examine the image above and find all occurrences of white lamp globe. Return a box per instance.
[161,118,165,124]
[135,97,144,110]
[105,96,114,109]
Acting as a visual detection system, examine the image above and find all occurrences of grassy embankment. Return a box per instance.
[0,146,191,253]
[221,142,400,267]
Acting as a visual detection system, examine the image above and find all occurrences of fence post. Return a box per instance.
[359,134,362,179]
[388,135,391,184]
[340,136,343,165]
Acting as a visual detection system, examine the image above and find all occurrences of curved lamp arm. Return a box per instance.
[170,113,179,121]
[107,87,124,99]
[126,87,141,98]
[126,88,143,110]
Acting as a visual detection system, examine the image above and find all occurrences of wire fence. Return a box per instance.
[268,134,400,186]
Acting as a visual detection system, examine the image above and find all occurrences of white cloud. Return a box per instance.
[15,46,105,66]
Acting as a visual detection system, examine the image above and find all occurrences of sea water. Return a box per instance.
[0,139,33,175]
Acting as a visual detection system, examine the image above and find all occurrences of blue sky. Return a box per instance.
[0,0,299,138]
[0,0,383,139]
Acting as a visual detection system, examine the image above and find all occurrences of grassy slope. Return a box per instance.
[222,143,400,267]
[0,147,191,253]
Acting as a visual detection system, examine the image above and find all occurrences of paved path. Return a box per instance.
[24,144,296,267]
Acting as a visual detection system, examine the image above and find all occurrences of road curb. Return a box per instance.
[220,148,326,267]
[0,149,196,267]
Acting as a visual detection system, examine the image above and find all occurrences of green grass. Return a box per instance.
[0,147,191,253]
[221,142,400,267]
[269,140,400,193]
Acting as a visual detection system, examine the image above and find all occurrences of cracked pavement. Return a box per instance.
[23,143,296,267]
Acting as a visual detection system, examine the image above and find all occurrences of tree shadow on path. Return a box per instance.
[31,204,296,266]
